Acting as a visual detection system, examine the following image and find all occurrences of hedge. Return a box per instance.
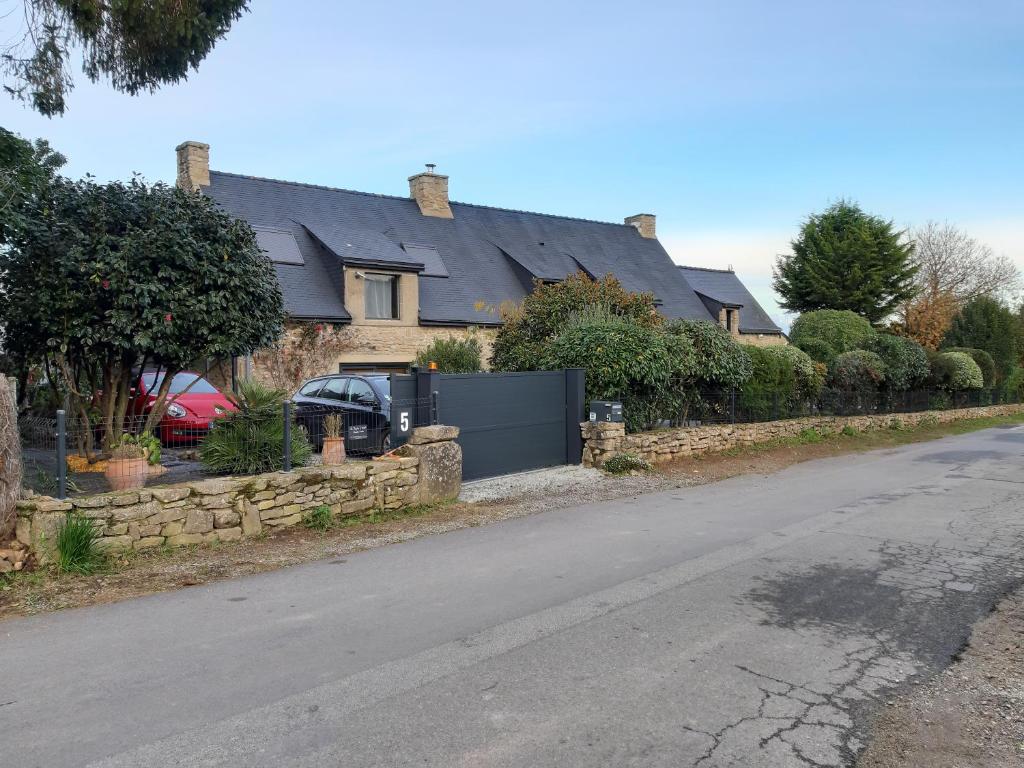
[789,310,876,353]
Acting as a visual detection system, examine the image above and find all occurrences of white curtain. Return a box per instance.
[365,275,394,319]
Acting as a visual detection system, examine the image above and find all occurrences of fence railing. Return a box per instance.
[617,386,1021,432]
[18,396,432,498]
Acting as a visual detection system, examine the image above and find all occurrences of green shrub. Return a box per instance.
[302,504,334,531]
[795,338,837,368]
[941,347,996,388]
[918,413,939,427]
[414,334,482,373]
[55,513,102,574]
[867,334,930,391]
[739,345,799,419]
[665,320,752,388]
[797,427,823,443]
[603,453,652,474]
[774,345,825,399]
[542,306,695,432]
[200,379,311,475]
[941,351,984,391]
[888,417,904,430]
[491,272,662,372]
[1004,367,1024,401]
[829,350,887,393]
[789,310,877,354]
[840,424,858,437]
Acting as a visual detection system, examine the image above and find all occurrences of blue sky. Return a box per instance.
[3,0,1022,328]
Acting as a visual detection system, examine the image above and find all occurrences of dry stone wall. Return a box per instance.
[15,426,461,563]
[581,404,1024,468]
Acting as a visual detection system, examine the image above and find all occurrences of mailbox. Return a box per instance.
[589,400,623,423]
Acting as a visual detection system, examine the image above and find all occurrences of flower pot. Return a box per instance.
[105,457,148,491]
[322,436,346,465]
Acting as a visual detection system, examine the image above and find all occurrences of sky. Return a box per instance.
[2,0,1022,330]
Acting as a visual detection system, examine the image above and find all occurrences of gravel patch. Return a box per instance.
[458,465,608,503]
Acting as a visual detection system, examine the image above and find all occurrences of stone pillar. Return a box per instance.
[625,213,656,239]
[399,425,461,503]
[176,141,210,191]
[408,168,454,219]
[580,421,626,467]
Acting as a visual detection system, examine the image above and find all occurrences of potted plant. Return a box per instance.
[104,434,148,491]
[321,413,346,465]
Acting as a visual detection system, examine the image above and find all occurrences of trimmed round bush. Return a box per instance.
[942,347,995,388]
[790,310,876,353]
[415,334,483,373]
[773,344,825,399]
[829,350,887,392]
[867,334,930,391]
[940,351,984,391]
[794,338,837,368]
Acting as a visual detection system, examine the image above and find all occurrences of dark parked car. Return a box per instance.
[291,374,392,454]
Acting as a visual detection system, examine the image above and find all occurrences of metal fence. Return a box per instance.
[18,396,431,498]
[619,386,1021,432]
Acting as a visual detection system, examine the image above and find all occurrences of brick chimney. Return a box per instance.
[176,141,210,191]
[625,213,656,239]
[408,164,453,219]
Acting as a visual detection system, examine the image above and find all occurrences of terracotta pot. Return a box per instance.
[322,436,346,465]
[105,457,148,491]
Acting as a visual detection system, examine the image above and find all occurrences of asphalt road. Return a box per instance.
[5,426,1024,767]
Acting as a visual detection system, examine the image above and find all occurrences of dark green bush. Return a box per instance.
[829,350,887,392]
[941,347,995,388]
[795,338,837,368]
[1004,367,1024,401]
[789,310,877,354]
[56,513,102,574]
[665,320,752,388]
[739,345,800,419]
[200,379,311,474]
[541,306,694,432]
[867,334,930,391]
[414,334,482,373]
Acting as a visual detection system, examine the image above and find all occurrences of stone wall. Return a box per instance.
[581,404,1024,468]
[14,426,461,564]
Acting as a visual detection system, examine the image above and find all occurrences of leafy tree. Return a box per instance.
[415,333,483,373]
[3,1,249,116]
[0,127,65,241]
[773,201,918,322]
[490,272,661,372]
[942,296,1018,383]
[829,350,887,394]
[866,334,930,392]
[789,310,876,354]
[0,175,284,451]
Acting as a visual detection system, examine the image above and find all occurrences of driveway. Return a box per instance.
[4,426,1024,767]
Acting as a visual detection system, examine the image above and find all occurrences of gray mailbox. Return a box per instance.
[589,400,623,423]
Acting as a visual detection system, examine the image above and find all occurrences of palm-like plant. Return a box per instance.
[200,379,311,475]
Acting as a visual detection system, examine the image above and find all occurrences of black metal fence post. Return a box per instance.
[282,400,292,472]
[55,409,68,499]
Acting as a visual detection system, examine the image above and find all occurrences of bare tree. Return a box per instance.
[0,377,22,539]
[911,221,1020,303]
[898,222,1020,348]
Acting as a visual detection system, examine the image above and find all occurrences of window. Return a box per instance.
[726,310,735,332]
[347,379,378,406]
[298,379,325,397]
[365,274,399,319]
[319,377,348,401]
[141,372,219,395]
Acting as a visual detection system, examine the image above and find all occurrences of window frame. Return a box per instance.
[364,273,400,320]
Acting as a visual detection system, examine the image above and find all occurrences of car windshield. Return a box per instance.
[141,372,218,395]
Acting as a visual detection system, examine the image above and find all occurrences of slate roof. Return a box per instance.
[203,170,752,328]
[677,266,783,334]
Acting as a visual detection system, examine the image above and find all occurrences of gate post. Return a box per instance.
[415,367,440,427]
[565,368,585,465]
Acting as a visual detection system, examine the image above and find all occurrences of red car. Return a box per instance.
[132,371,235,445]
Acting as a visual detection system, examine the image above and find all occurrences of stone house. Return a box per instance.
[175,141,784,379]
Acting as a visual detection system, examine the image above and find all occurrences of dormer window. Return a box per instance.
[365,273,400,319]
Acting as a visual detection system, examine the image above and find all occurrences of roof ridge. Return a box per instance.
[210,170,636,230]
[678,264,736,273]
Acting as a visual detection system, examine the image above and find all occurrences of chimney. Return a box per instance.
[176,140,210,191]
[408,164,453,219]
[625,213,656,239]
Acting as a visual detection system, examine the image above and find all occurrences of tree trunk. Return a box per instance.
[0,377,23,540]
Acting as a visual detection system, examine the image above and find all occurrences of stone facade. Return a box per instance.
[738,331,788,347]
[336,324,496,371]
[624,213,656,239]
[581,403,1024,468]
[15,426,461,563]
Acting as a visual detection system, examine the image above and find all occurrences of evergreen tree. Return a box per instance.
[942,296,1019,383]
[773,201,918,323]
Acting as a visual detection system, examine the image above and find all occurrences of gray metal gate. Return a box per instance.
[391,369,585,481]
